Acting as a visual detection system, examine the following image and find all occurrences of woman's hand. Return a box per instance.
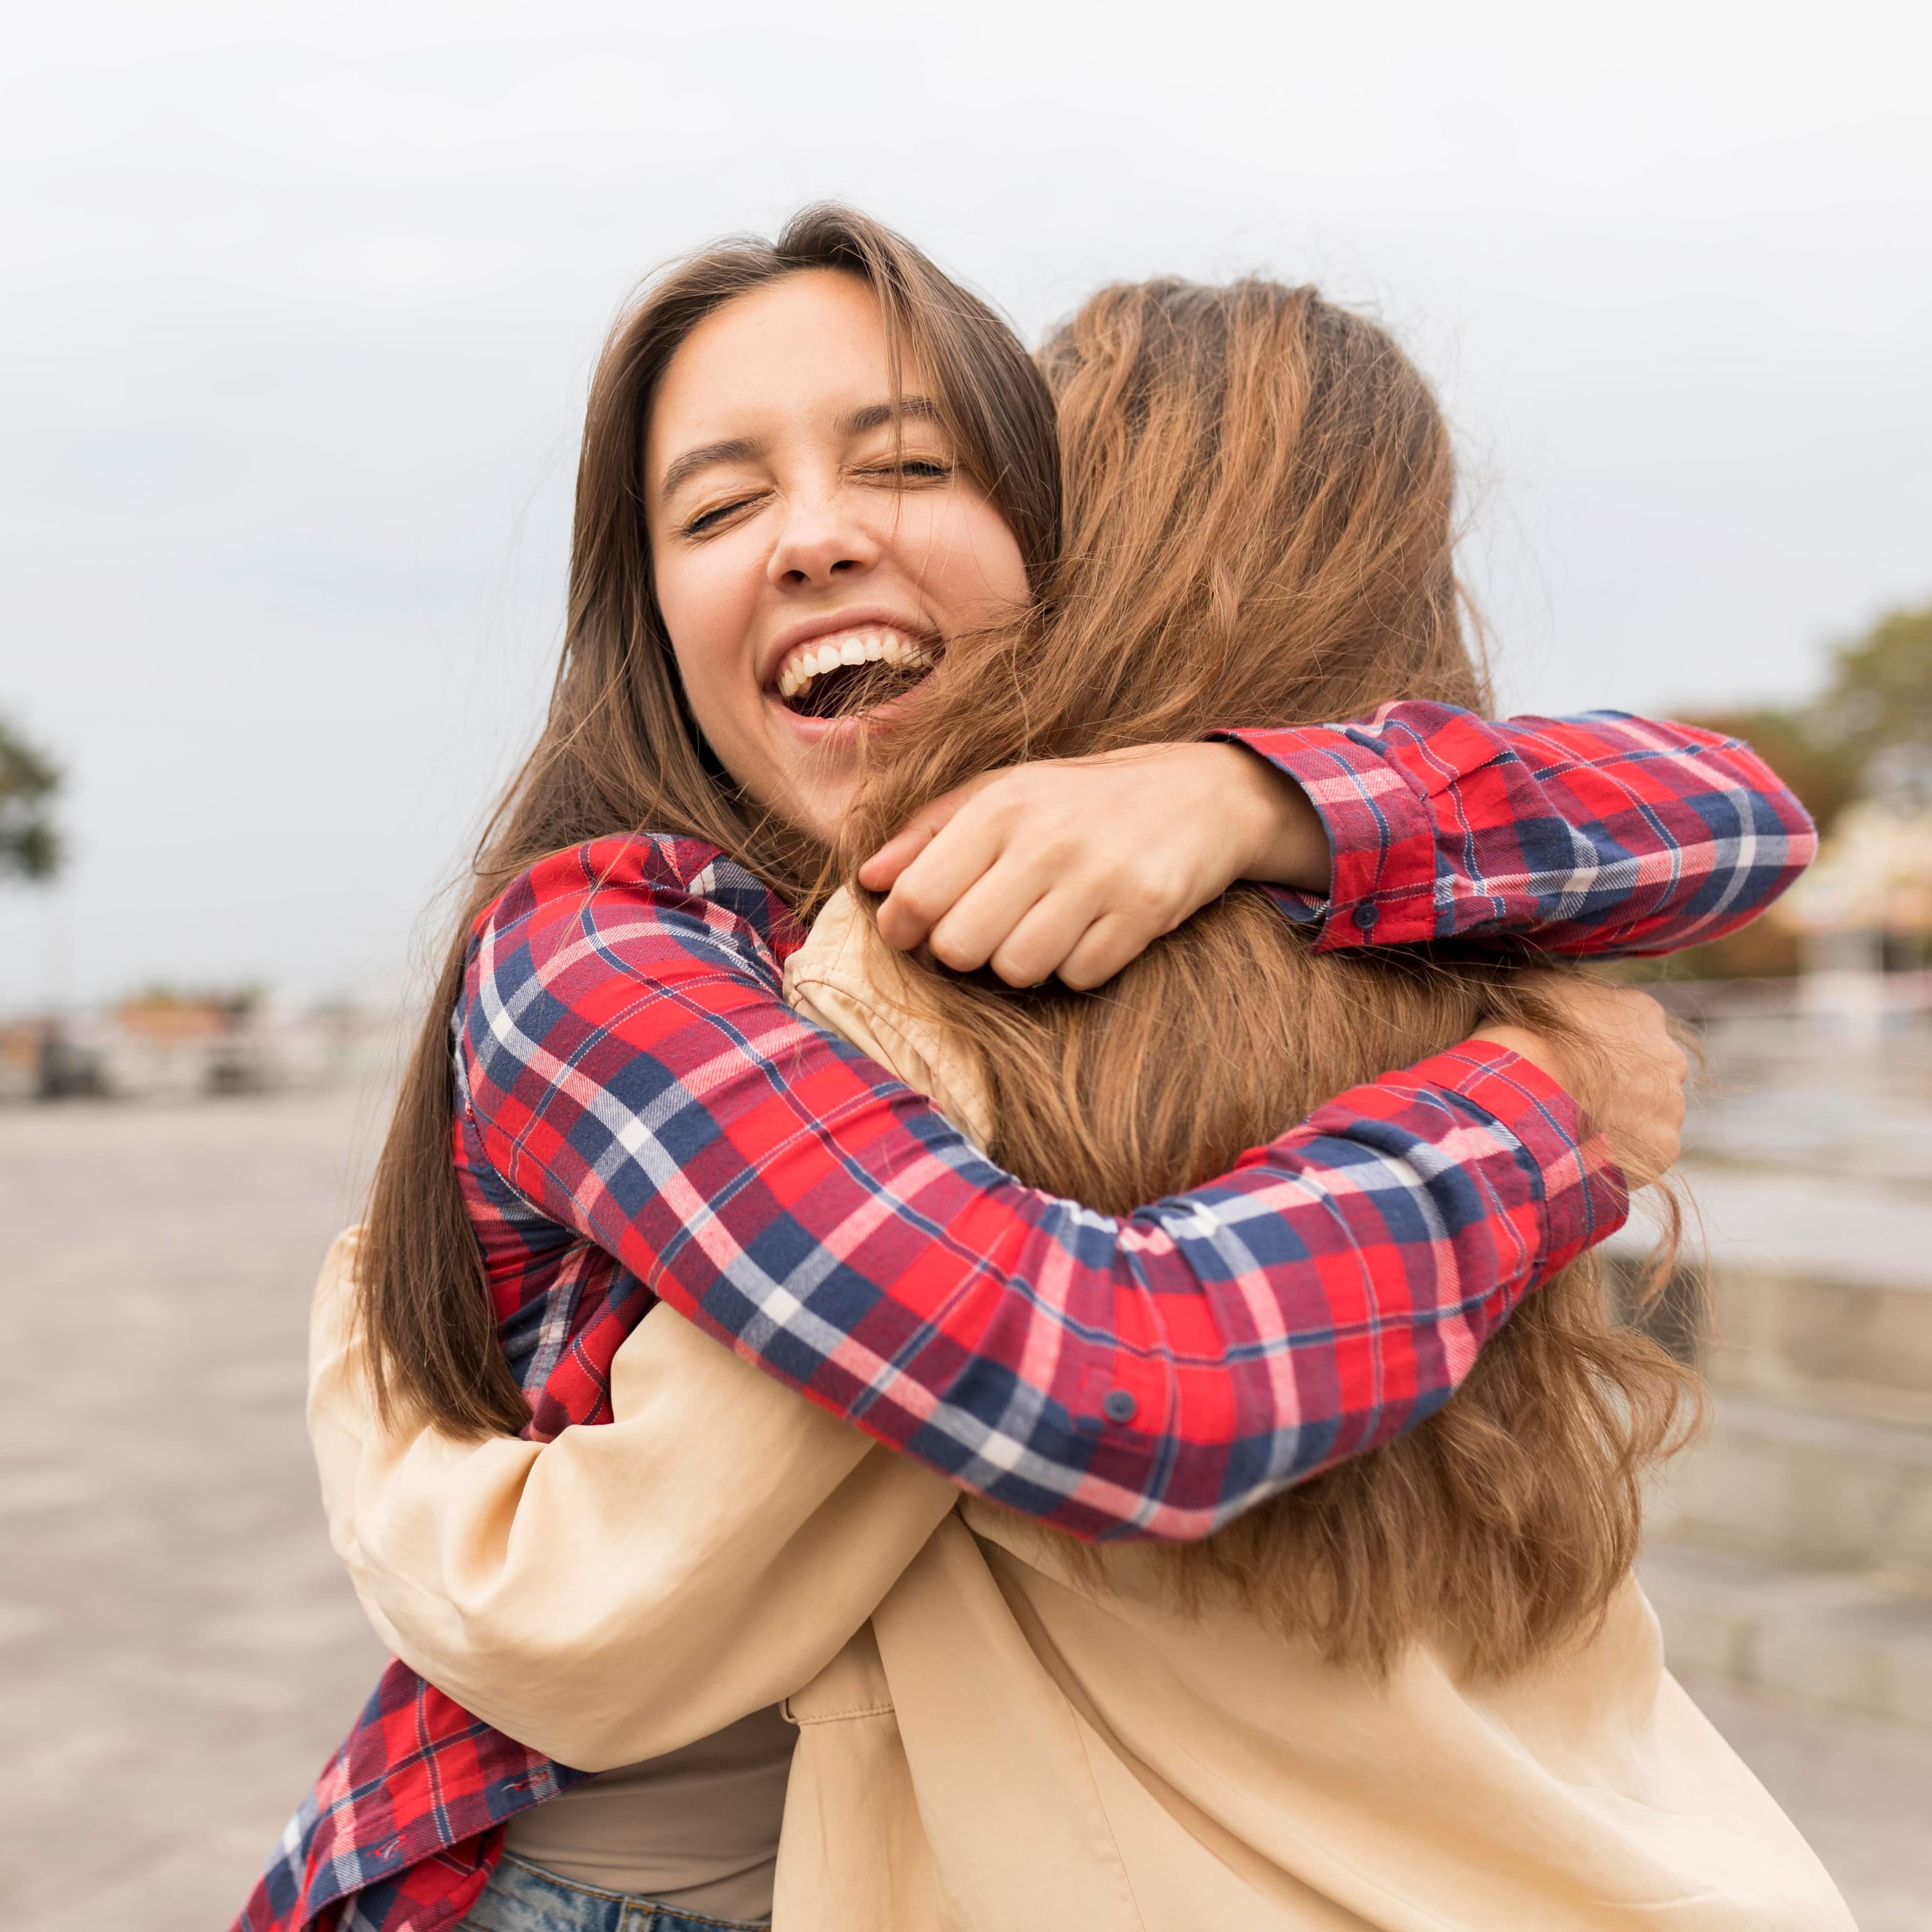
[1474,980,1688,1189]
[857,742,1333,990]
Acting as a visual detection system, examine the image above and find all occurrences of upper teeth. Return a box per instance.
[775,629,934,701]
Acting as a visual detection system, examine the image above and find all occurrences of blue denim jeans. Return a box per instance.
[459,1853,771,1932]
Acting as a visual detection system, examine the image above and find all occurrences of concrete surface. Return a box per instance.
[1,1086,1926,1929]
[1628,1016,1932,1755]
[0,1090,389,1932]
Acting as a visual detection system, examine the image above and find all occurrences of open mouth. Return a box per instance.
[773,627,938,721]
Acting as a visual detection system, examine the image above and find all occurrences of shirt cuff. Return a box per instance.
[1215,727,1442,949]
[1410,1039,1631,1274]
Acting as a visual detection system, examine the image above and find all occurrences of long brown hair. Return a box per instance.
[358,206,1061,1436]
[845,278,1700,1675]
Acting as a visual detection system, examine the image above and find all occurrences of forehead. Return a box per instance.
[648,270,917,471]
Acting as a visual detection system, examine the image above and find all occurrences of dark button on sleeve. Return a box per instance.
[1101,1388,1138,1425]
[1351,902,1380,931]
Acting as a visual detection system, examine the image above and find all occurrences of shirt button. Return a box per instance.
[1350,902,1379,931]
[1101,1388,1138,1425]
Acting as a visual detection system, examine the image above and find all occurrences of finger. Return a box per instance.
[857,821,944,895]
[872,803,1017,952]
[985,890,1108,989]
[925,859,1062,976]
[856,772,1001,893]
[1055,911,1163,991]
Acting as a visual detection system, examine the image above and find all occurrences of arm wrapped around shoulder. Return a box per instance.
[307,1229,954,1770]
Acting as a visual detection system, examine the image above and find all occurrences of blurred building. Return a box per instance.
[0,995,390,1104]
[1779,790,1932,1034]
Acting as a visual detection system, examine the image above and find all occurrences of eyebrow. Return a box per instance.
[656,396,948,503]
[833,394,944,436]
[657,436,761,502]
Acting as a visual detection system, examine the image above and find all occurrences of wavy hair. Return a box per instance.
[845,278,1701,1675]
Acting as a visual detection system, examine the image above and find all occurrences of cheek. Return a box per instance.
[905,494,1031,613]
[651,540,755,734]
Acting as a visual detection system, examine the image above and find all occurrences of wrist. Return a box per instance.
[1224,744,1332,893]
[1470,1022,1577,1105]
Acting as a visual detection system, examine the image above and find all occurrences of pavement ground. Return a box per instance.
[1,1088,1926,1930]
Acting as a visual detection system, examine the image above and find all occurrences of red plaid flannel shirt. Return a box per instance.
[238,706,1812,1932]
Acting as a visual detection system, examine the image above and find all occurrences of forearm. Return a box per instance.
[469,854,1625,1541]
[1224,704,1816,955]
[312,1253,952,1769]
[657,1039,1618,1543]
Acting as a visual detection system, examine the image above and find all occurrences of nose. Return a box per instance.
[766,484,881,591]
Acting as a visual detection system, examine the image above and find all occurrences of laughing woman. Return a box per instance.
[242,209,1810,1932]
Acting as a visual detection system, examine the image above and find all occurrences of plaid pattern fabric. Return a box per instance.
[239,1665,579,1932]
[1229,706,1815,954]
[456,868,1614,1535]
[238,705,1811,1932]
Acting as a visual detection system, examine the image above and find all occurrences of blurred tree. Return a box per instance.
[1815,600,1932,767]
[1647,599,1932,982]
[0,716,62,882]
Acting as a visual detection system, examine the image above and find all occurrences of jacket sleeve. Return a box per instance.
[460,839,1628,1544]
[1223,704,1816,956]
[309,1233,953,1771]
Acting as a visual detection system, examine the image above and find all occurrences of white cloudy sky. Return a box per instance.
[2,0,1928,1007]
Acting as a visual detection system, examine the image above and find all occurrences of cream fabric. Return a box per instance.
[309,888,1853,1931]
[308,1231,953,1770]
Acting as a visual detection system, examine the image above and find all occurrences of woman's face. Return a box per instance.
[646,270,1031,840]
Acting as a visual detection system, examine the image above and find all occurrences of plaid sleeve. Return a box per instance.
[1224,704,1817,956]
[459,837,1627,1544]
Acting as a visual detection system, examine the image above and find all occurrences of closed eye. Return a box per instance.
[680,495,762,537]
[859,458,954,485]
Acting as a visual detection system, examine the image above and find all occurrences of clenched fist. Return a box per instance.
[1475,979,1688,1189]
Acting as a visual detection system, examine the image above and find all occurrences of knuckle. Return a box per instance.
[928,927,979,972]
[1125,863,1184,917]
[1042,830,1085,872]
[1128,873,1174,916]
[980,793,1024,836]
[894,879,944,922]
[993,951,1049,989]
[1059,936,1117,989]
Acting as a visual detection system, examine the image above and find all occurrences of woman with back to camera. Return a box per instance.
[242,209,1817,1932]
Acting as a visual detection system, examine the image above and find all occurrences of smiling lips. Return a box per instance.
[773,626,938,716]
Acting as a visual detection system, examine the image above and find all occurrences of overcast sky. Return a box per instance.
[3,0,1929,1009]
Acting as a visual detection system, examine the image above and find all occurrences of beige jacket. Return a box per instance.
[310,892,1852,1931]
